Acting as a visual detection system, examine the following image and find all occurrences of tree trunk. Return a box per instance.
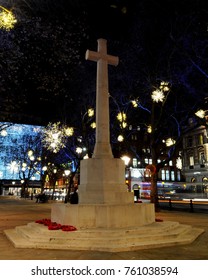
[150,172,160,212]
[65,172,76,203]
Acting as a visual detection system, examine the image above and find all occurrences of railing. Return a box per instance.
[158,198,208,212]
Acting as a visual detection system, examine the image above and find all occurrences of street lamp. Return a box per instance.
[64,169,70,176]
[121,155,130,166]
[64,169,71,203]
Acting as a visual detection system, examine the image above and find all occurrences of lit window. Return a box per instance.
[132,158,137,167]
[198,134,203,145]
[171,171,175,181]
[169,160,173,166]
[189,156,194,166]
[165,170,170,180]
[177,170,181,181]
[161,170,165,180]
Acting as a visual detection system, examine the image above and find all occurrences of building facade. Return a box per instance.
[182,125,208,193]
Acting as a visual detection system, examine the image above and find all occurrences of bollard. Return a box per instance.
[169,198,172,210]
[190,199,194,212]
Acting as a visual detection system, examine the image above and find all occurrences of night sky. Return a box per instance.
[0,0,207,125]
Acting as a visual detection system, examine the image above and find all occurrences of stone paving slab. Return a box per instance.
[0,196,208,260]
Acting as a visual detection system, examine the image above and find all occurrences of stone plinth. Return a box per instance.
[78,158,133,204]
[4,220,204,252]
[51,157,156,230]
[51,203,155,229]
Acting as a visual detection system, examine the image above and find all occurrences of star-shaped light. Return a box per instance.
[131,100,138,108]
[195,109,206,119]
[151,89,165,103]
[165,138,176,147]
[0,5,17,31]
[176,157,182,170]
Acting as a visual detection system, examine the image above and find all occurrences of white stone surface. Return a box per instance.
[86,38,118,159]
[78,157,133,204]
[51,38,156,233]
[4,220,204,252]
[51,203,155,229]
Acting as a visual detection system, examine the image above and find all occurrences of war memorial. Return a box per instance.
[4,39,204,252]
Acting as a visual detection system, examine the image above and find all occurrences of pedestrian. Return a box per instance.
[70,188,78,204]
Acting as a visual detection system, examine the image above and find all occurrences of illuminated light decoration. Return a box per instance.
[90,122,96,129]
[76,147,82,154]
[117,135,124,142]
[131,100,138,108]
[77,136,82,143]
[88,108,94,117]
[64,127,74,136]
[117,112,126,122]
[121,122,127,128]
[27,150,33,157]
[176,157,182,170]
[121,6,127,14]
[42,122,73,153]
[110,5,117,9]
[29,155,35,161]
[0,129,7,136]
[83,154,89,159]
[147,125,152,133]
[0,5,17,31]
[159,81,170,92]
[8,161,19,173]
[151,89,165,103]
[165,138,176,147]
[195,109,206,119]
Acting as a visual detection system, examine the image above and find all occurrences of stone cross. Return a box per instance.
[85,38,119,158]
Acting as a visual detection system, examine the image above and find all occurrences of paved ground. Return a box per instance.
[0,196,208,260]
